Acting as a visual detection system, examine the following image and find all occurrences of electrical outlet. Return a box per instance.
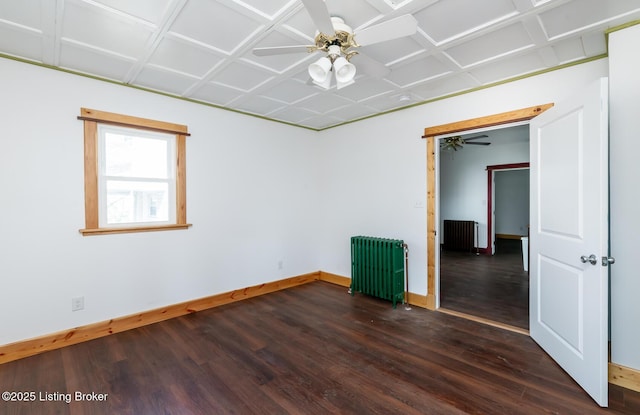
[278,260,284,270]
[72,296,84,311]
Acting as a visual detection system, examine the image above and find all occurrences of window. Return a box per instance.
[79,108,191,236]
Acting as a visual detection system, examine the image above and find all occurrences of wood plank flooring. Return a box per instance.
[440,238,529,330]
[1,281,639,414]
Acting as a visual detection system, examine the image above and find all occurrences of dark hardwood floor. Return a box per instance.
[440,238,529,330]
[1,281,639,414]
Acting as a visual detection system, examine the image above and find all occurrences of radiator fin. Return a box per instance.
[350,236,405,308]
[443,220,475,252]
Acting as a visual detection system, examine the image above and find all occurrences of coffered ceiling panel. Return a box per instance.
[214,61,274,91]
[62,1,154,58]
[169,0,262,54]
[135,66,200,95]
[538,0,640,39]
[552,37,590,63]
[410,74,477,101]
[236,95,287,115]
[148,36,224,77]
[415,0,519,44]
[350,91,406,112]
[335,78,395,102]
[387,55,451,86]
[261,79,318,103]
[0,0,42,28]
[445,22,535,67]
[95,0,174,24]
[229,0,296,18]
[360,37,426,66]
[1,0,639,130]
[269,106,318,124]
[190,82,246,106]
[470,52,546,84]
[296,92,355,114]
[300,114,344,130]
[0,25,42,62]
[58,42,135,80]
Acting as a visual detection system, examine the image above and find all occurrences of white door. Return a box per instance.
[529,78,609,406]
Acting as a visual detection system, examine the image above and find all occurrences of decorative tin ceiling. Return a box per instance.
[1,0,638,129]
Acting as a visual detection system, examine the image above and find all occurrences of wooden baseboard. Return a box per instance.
[4,269,639,395]
[437,308,529,336]
[426,293,436,310]
[319,271,429,309]
[318,271,350,287]
[609,362,640,393]
[0,272,321,365]
[408,292,430,309]
[496,234,525,240]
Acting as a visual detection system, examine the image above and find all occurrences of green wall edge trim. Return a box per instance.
[0,52,608,133]
[4,19,638,133]
[605,19,640,35]
[320,54,608,131]
[0,53,319,132]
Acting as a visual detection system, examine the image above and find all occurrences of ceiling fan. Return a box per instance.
[252,0,418,89]
[440,135,491,151]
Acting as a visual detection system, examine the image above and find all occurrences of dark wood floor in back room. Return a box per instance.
[440,238,530,330]
[1,281,639,415]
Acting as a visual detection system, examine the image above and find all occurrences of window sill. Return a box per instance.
[79,224,192,236]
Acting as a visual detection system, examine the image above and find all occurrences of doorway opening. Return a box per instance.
[422,104,554,333]
[438,127,530,331]
[488,162,530,256]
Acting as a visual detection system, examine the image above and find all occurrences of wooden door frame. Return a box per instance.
[422,104,553,310]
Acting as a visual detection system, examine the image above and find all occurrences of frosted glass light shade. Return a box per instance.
[333,57,356,82]
[308,57,332,83]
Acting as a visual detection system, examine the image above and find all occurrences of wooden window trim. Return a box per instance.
[78,108,191,236]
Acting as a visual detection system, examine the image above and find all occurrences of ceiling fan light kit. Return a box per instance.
[252,0,418,91]
[307,43,357,89]
[441,136,465,151]
[441,135,490,151]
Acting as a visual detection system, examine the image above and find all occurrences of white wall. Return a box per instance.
[609,24,640,370]
[0,58,320,345]
[0,52,616,348]
[315,111,428,293]
[317,58,608,296]
[439,127,529,248]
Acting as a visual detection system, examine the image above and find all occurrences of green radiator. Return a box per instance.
[350,236,405,308]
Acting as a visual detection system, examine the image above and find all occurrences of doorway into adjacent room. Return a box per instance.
[436,124,531,331]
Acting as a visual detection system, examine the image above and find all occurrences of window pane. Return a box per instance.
[106,181,170,224]
[104,132,169,179]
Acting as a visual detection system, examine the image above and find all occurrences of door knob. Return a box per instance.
[602,256,616,266]
[580,254,598,265]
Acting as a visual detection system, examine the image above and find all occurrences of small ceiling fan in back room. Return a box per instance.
[252,0,418,89]
[440,135,491,151]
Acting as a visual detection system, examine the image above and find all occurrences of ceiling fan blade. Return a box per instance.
[354,14,418,46]
[463,135,489,141]
[353,53,390,78]
[301,0,334,35]
[252,45,313,56]
[465,142,491,145]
